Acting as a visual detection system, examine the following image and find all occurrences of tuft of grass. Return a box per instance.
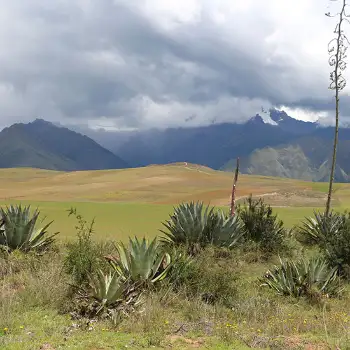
[168,246,239,307]
[0,250,69,329]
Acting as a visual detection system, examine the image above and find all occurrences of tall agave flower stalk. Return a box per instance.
[325,0,349,216]
[230,157,240,217]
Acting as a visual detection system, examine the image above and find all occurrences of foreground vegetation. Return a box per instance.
[2,194,350,349]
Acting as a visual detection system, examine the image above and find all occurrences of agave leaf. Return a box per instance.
[105,272,124,303]
[107,236,172,286]
[87,269,126,318]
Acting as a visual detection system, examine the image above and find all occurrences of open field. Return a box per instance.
[0,163,349,240]
[2,165,350,349]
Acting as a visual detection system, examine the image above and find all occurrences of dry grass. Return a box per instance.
[0,161,350,349]
[0,164,347,207]
[3,247,350,349]
[0,164,348,241]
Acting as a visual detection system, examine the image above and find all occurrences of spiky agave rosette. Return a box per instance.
[0,204,58,253]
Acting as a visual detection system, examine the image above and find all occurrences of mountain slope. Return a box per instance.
[93,108,350,182]
[106,109,326,170]
[223,136,350,182]
[114,120,297,169]
[0,119,128,171]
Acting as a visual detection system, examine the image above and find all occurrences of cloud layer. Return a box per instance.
[0,0,348,129]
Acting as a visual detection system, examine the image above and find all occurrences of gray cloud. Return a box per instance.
[0,0,346,129]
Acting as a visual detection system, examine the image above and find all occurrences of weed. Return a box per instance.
[63,208,114,285]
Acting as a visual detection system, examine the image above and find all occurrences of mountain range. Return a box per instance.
[0,110,350,182]
[90,109,350,182]
[0,119,128,171]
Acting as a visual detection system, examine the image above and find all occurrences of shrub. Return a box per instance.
[0,204,58,253]
[168,247,239,307]
[63,208,113,286]
[237,195,287,255]
[105,237,172,288]
[0,249,43,278]
[260,257,342,301]
[166,246,193,286]
[15,251,69,309]
[160,201,244,254]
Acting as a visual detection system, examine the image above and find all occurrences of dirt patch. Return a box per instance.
[211,190,329,207]
[265,190,328,207]
[40,344,56,350]
[280,335,331,350]
[167,335,205,348]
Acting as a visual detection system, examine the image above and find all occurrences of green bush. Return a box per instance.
[63,208,113,286]
[168,247,239,307]
[237,195,287,256]
[260,257,342,301]
[160,201,244,254]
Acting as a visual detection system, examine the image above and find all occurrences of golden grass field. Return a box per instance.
[0,163,349,241]
[2,164,350,350]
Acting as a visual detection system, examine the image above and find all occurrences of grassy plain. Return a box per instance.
[0,163,348,240]
[1,164,350,349]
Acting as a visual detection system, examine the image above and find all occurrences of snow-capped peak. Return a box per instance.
[248,114,278,126]
[261,114,278,125]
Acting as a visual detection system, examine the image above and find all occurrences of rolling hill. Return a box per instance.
[0,119,128,171]
[0,164,348,239]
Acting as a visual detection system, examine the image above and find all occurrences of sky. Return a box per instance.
[0,0,349,130]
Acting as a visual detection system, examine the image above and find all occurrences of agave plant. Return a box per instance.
[161,202,208,246]
[206,210,244,248]
[260,257,342,299]
[160,201,244,252]
[297,210,346,245]
[0,205,58,253]
[74,269,143,323]
[105,237,172,286]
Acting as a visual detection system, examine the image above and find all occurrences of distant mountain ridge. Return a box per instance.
[1,109,350,182]
[0,119,128,171]
[89,108,350,182]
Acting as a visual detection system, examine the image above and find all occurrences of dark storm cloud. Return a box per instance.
[286,95,350,118]
[0,0,340,129]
